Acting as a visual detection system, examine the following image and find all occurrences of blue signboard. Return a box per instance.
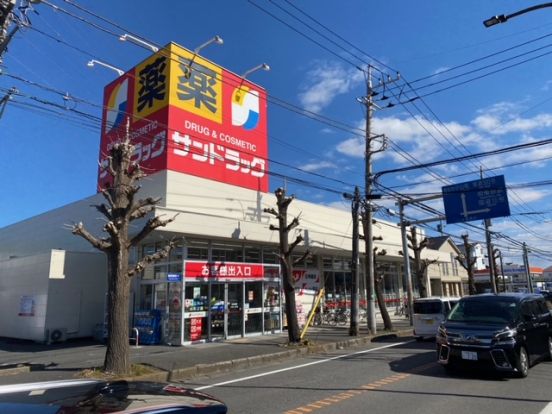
[167,274,182,282]
[442,175,510,224]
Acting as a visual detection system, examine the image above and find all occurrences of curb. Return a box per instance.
[0,365,31,377]
[162,327,413,382]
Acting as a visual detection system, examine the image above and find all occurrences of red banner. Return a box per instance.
[184,261,265,280]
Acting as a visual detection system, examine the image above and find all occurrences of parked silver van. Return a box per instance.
[413,297,460,341]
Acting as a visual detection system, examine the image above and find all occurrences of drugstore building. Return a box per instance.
[0,42,465,345]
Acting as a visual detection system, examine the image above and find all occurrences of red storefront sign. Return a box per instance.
[189,317,202,341]
[97,43,269,192]
[184,261,264,280]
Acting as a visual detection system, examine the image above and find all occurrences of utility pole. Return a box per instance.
[347,186,360,336]
[363,65,377,334]
[398,200,414,326]
[396,195,444,325]
[0,0,17,57]
[481,167,497,293]
[498,249,506,292]
[522,242,533,293]
[360,65,394,334]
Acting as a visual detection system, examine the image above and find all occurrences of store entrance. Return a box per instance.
[227,283,244,337]
[210,283,225,341]
[209,282,244,339]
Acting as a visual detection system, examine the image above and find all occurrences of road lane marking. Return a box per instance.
[283,364,435,414]
[194,340,409,391]
[539,402,552,414]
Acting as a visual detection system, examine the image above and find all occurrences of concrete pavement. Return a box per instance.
[0,313,413,385]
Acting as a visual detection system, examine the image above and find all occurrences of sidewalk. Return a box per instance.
[0,313,413,385]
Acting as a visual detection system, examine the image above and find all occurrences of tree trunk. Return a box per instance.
[282,260,300,343]
[104,246,131,374]
[467,268,476,295]
[375,275,393,330]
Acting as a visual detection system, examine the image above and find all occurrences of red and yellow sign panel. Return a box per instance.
[98,42,268,192]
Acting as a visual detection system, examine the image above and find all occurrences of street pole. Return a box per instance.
[349,186,360,336]
[522,242,533,293]
[0,0,16,56]
[480,167,497,293]
[398,199,414,326]
[498,249,506,292]
[363,66,377,334]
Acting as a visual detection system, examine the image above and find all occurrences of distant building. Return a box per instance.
[474,263,544,292]
[455,241,487,271]
[425,236,468,297]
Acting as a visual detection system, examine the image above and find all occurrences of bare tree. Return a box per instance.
[264,187,308,344]
[72,128,176,375]
[456,233,476,295]
[373,247,393,330]
[407,227,437,298]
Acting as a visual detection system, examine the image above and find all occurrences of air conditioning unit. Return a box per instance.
[45,328,67,344]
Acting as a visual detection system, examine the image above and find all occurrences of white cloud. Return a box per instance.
[336,136,364,158]
[472,102,552,135]
[301,160,337,172]
[298,61,364,112]
[432,66,450,75]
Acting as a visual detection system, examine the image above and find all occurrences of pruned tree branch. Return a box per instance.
[93,203,112,220]
[128,240,174,277]
[263,207,279,218]
[129,197,161,221]
[128,214,178,247]
[293,250,310,266]
[289,234,304,253]
[286,217,299,232]
[72,222,111,251]
[102,188,116,209]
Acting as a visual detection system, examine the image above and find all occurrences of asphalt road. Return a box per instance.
[182,338,552,414]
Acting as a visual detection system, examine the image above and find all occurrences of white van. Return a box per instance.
[412,297,460,341]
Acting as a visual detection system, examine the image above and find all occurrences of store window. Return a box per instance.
[186,240,209,260]
[139,285,153,309]
[154,264,168,280]
[212,243,243,262]
[184,283,208,342]
[169,239,184,262]
[244,245,262,263]
[262,247,279,264]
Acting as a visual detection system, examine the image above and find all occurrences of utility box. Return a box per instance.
[0,250,107,343]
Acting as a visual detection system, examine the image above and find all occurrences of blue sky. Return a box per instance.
[2,0,552,268]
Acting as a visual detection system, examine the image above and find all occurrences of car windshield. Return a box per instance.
[413,301,443,314]
[447,298,518,324]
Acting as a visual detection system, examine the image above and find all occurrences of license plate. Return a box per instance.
[425,319,434,325]
[461,351,478,361]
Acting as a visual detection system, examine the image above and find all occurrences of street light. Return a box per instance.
[119,33,159,52]
[240,63,270,79]
[87,59,124,76]
[483,2,552,27]
[235,63,270,100]
[182,35,224,78]
[194,35,223,54]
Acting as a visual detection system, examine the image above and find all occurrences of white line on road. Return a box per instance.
[194,340,410,391]
[539,402,552,414]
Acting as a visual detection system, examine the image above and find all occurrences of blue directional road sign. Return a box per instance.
[442,175,510,224]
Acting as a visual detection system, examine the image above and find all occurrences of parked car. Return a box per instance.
[436,293,552,378]
[0,379,227,413]
[412,297,460,341]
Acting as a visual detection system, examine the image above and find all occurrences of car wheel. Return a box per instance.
[515,346,529,378]
[546,337,552,361]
